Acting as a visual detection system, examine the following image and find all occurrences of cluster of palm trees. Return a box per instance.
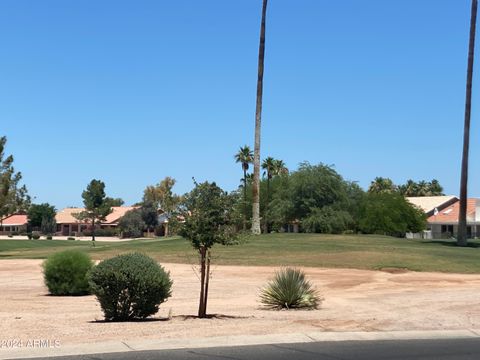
[368,177,444,197]
[235,145,287,232]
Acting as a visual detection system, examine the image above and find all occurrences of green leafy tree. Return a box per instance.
[358,192,426,237]
[141,201,158,237]
[0,136,31,226]
[261,157,288,233]
[27,203,56,234]
[74,180,113,246]
[143,177,180,214]
[106,197,124,206]
[118,209,145,238]
[235,146,253,231]
[179,181,238,318]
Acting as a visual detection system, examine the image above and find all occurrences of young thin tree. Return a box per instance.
[74,180,113,246]
[179,181,238,318]
[458,0,478,247]
[234,145,253,230]
[252,0,269,235]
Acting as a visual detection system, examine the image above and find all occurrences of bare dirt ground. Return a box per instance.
[2,260,480,346]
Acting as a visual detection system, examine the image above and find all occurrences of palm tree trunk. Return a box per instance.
[458,0,478,247]
[243,168,247,231]
[252,0,268,235]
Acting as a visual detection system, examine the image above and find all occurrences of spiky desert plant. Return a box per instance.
[260,268,322,310]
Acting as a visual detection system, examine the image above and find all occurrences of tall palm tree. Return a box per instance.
[367,177,396,194]
[429,179,444,196]
[458,0,478,247]
[273,159,288,175]
[262,157,276,233]
[417,180,429,196]
[252,0,268,235]
[235,145,253,230]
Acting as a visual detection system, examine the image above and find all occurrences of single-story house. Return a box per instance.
[427,198,480,239]
[0,213,28,235]
[55,206,137,236]
[406,195,458,217]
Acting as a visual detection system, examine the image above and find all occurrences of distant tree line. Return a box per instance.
[368,177,444,197]
[234,156,428,237]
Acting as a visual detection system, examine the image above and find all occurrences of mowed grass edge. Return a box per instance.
[1,233,479,273]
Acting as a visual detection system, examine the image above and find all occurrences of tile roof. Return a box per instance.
[406,196,458,214]
[1,214,28,226]
[427,198,477,224]
[55,206,137,225]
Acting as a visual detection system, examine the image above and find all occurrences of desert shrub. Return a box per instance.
[67,237,75,240]
[260,268,321,310]
[43,250,94,296]
[89,253,172,321]
[27,232,33,239]
[32,231,41,240]
[46,235,53,240]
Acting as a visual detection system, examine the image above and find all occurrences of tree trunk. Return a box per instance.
[458,0,478,247]
[252,0,268,235]
[203,250,211,317]
[91,217,96,247]
[243,168,247,231]
[198,246,207,318]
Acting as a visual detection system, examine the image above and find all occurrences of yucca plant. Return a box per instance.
[260,268,322,310]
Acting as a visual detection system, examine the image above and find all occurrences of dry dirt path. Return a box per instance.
[1,260,480,347]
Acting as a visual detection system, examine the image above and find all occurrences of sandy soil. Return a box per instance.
[1,260,480,346]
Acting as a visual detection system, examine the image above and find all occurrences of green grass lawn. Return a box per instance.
[1,233,480,273]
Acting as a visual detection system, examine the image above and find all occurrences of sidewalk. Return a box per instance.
[2,329,480,360]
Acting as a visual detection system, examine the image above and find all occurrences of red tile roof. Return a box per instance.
[427,199,477,223]
[1,214,28,226]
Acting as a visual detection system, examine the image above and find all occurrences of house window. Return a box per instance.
[441,225,454,233]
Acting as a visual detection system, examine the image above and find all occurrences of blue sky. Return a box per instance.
[1,0,479,208]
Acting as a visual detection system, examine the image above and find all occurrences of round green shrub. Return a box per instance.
[89,253,172,321]
[32,231,41,240]
[43,250,94,296]
[260,267,322,310]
